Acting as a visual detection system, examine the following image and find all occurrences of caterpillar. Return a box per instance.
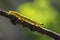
[8,11,44,27]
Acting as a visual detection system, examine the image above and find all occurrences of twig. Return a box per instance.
[0,10,60,40]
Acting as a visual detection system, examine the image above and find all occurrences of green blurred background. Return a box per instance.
[0,0,60,40]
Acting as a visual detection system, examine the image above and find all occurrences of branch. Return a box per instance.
[0,10,60,40]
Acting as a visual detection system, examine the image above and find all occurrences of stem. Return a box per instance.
[19,21,60,40]
[0,11,60,40]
